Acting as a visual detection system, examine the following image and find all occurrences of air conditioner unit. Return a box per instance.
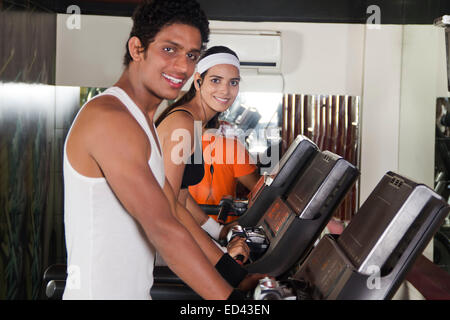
[208,29,282,74]
[206,29,283,93]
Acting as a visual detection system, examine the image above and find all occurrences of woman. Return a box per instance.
[189,117,260,224]
[156,46,244,245]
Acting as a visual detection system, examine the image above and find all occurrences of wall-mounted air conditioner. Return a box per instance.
[56,14,284,92]
[208,29,282,74]
[204,29,283,93]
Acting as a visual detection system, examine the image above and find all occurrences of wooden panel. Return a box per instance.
[281,93,360,220]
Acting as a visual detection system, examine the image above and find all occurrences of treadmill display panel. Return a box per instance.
[263,198,292,237]
[248,176,266,206]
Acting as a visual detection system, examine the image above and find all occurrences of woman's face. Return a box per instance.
[198,64,240,114]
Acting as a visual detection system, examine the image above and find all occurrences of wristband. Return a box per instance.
[215,253,248,288]
[227,289,246,300]
[201,217,224,240]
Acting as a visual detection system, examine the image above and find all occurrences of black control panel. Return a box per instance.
[253,172,450,300]
[239,135,319,227]
[243,151,359,277]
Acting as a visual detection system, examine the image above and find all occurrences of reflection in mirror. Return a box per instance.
[434,97,450,273]
[0,82,80,299]
[220,92,283,168]
[282,94,360,221]
[222,92,361,222]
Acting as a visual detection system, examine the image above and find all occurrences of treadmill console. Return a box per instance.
[247,175,268,207]
[244,151,359,276]
[227,197,297,264]
[253,172,450,300]
[262,198,293,238]
[240,135,319,227]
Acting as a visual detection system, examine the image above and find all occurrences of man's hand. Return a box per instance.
[238,273,269,292]
[226,236,250,264]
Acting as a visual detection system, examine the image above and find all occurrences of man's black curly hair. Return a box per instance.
[123,0,210,66]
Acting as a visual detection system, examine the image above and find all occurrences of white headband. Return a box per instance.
[196,53,240,74]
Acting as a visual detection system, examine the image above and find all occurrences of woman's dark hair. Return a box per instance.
[204,113,220,129]
[123,0,210,66]
[155,45,239,126]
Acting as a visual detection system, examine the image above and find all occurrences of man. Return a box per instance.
[63,0,250,300]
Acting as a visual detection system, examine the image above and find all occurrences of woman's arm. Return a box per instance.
[237,170,260,191]
[158,112,250,261]
[157,111,195,199]
[158,110,220,228]
[185,189,209,225]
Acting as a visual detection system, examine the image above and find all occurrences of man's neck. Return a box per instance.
[114,68,162,120]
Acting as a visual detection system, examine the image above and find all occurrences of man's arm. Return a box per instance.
[163,180,224,264]
[84,104,233,299]
[165,180,250,264]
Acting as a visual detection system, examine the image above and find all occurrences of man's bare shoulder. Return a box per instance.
[79,95,144,132]
[72,94,150,153]
[80,95,132,122]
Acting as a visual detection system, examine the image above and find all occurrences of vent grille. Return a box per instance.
[323,154,332,162]
[390,177,404,189]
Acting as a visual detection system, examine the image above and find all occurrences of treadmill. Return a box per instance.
[200,135,319,226]
[151,150,359,299]
[252,172,449,300]
[234,150,359,277]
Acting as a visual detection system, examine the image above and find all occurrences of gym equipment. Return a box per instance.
[201,135,319,226]
[252,172,449,300]
[232,150,359,276]
[151,150,359,299]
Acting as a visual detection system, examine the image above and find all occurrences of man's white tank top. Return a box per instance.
[62,87,165,300]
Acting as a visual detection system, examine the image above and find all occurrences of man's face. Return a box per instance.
[139,23,203,101]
